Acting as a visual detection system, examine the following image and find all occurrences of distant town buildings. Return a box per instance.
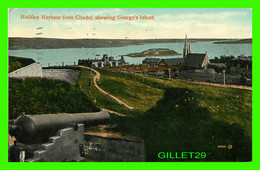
[78,54,126,67]
[208,63,227,68]
[142,35,210,68]
[79,35,210,69]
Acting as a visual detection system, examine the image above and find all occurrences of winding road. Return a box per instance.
[76,65,135,110]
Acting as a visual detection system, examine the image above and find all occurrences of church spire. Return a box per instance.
[183,34,189,58]
[185,34,188,49]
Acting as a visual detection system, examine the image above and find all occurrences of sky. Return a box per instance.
[8,8,252,39]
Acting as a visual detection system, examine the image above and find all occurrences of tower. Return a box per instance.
[183,34,191,59]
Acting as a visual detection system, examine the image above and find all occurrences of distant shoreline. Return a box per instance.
[214,39,252,44]
[8,37,240,50]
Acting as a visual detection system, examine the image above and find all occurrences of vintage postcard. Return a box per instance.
[8,8,252,162]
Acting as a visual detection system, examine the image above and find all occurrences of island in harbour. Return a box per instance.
[126,48,180,57]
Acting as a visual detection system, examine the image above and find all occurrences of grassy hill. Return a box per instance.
[8,64,251,161]
[77,68,252,161]
[77,69,138,116]
[9,56,35,73]
[86,69,252,136]
[9,78,100,119]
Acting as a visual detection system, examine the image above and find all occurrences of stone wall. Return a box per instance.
[8,62,42,78]
[9,63,80,85]
[84,134,145,162]
[42,69,80,85]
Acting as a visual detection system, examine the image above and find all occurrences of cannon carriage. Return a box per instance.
[8,110,110,162]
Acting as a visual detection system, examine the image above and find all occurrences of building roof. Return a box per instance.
[143,58,161,62]
[159,58,184,66]
[185,53,208,67]
[142,58,161,65]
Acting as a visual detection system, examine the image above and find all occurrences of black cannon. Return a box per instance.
[9,110,110,162]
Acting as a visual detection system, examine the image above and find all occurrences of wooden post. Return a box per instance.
[223,70,226,85]
[168,68,171,79]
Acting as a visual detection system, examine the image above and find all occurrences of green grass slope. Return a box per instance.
[113,88,251,161]
[77,68,252,161]
[9,78,100,119]
[94,69,252,137]
[9,56,35,73]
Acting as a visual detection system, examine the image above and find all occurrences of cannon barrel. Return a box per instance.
[10,110,110,144]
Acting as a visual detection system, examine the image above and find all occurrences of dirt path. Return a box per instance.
[101,108,129,117]
[76,65,135,110]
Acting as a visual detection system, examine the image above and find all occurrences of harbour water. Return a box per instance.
[8,41,252,67]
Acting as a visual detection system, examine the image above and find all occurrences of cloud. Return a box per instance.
[89,8,122,16]
[157,11,247,21]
